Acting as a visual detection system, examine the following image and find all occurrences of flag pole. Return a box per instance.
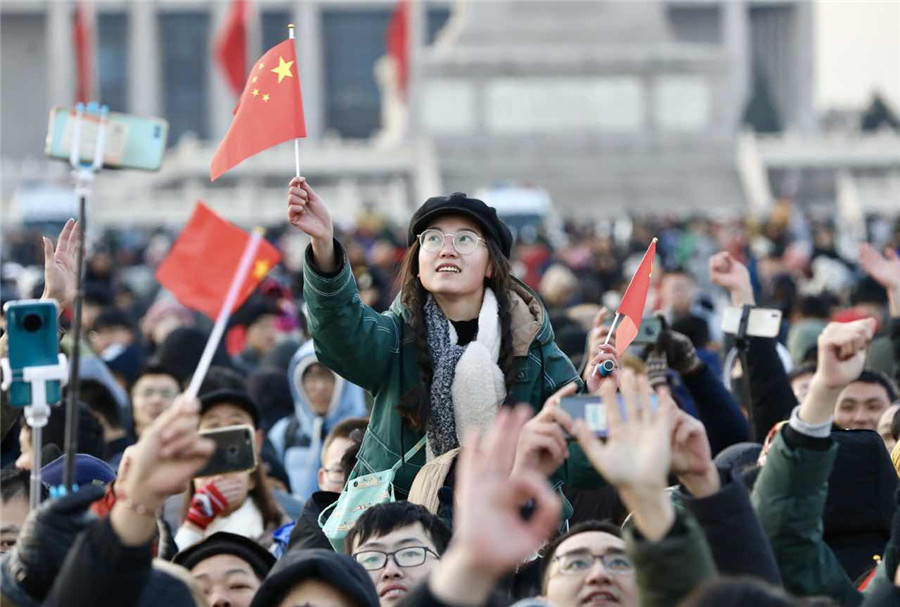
[603,313,620,347]
[288,23,301,178]
[185,228,264,400]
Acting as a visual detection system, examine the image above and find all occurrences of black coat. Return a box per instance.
[287,491,339,553]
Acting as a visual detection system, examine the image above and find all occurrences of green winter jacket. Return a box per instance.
[302,242,601,497]
[751,429,863,606]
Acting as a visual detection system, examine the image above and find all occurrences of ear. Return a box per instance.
[485,263,494,280]
[317,467,327,490]
[255,429,264,455]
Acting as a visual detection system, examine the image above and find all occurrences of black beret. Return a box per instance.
[407,192,513,258]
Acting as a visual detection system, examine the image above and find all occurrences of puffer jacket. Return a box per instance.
[303,240,598,498]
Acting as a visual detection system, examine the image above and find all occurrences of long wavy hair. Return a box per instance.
[395,236,516,431]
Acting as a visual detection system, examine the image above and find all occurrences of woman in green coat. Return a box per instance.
[286,177,611,497]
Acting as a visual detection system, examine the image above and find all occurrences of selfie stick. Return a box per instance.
[0,354,69,511]
[596,313,620,377]
[63,102,108,491]
[734,305,755,439]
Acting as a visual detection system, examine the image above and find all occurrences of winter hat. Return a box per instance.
[408,192,514,259]
[155,327,233,384]
[173,532,276,581]
[247,368,294,432]
[41,453,116,488]
[199,389,260,428]
[249,549,379,607]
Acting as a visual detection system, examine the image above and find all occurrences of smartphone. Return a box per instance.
[559,393,659,438]
[3,300,62,408]
[721,307,782,339]
[194,425,257,479]
[45,106,168,171]
[632,316,663,346]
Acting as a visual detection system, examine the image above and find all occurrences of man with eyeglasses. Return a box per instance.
[540,521,638,607]
[346,502,451,606]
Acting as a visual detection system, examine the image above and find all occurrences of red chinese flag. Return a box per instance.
[210,39,306,181]
[615,238,657,356]
[215,0,249,96]
[386,0,410,98]
[155,202,281,319]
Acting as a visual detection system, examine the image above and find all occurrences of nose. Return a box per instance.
[210,592,232,607]
[380,558,404,581]
[584,560,613,585]
[438,235,458,257]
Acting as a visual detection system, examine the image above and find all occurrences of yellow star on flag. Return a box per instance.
[262,93,270,102]
[253,260,270,279]
[270,56,294,84]
[252,76,258,83]
[258,62,264,70]
[252,88,259,97]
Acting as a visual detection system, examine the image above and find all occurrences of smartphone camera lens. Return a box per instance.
[226,445,239,461]
[22,314,43,333]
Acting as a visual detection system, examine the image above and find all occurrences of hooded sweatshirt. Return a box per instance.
[268,341,368,500]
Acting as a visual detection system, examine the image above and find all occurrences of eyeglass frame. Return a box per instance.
[351,546,441,571]
[549,549,635,577]
[416,228,487,255]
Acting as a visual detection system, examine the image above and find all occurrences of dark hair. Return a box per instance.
[344,501,452,555]
[540,520,622,592]
[788,362,817,383]
[797,295,831,320]
[853,370,899,403]
[79,378,122,429]
[91,307,135,333]
[322,417,369,462]
[132,362,181,392]
[340,437,362,478]
[29,399,106,461]
[199,366,247,394]
[395,236,515,431]
[1,467,49,502]
[671,316,710,349]
[680,577,818,606]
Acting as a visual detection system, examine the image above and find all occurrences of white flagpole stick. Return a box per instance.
[289,23,301,178]
[185,228,264,399]
[603,313,620,346]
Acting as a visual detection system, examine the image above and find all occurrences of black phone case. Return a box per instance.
[195,426,257,478]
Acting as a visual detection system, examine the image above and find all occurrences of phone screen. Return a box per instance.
[559,393,659,438]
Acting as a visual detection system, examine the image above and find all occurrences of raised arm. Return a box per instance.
[287,178,399,392]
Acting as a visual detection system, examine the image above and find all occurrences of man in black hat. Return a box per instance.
[173,531,275,607]
[250,548,379,607]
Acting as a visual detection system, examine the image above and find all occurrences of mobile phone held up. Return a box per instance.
[631,316,664,346]
[45,106,168,171]
[194,425,258,479]
[559,393,659,438]
[3,300,62,408]
[721,307,782,339]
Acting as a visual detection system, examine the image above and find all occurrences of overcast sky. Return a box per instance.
[816,1,900,112]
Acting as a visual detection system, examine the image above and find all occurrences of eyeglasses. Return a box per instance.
[135,387,179,400]
[551,550,634,576]
[321,466,345,481]
[352,546,440,571]
[418,229,486,255]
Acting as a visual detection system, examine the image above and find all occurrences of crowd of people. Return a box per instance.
[2,179,900,607]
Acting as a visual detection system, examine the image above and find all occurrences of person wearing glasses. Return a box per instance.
[539,521,639,606]
[287,178,613,500]
[345,502,451,606]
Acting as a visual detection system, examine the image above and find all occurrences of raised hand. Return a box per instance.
[802,319,877,425]
[512,383,575,477]
[670,409,719,499]
[574,369,676,540]
[454,405,561,578]
[859,243,900,294]
[42,218,80,310]
[709,251,754,306]
[287,177,333,242]
[116,394,214,513]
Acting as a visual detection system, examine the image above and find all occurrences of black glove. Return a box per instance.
[5,483,106,600]
[657,329,704,377]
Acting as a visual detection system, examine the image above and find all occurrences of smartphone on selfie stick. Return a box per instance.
[1,300,69,510]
